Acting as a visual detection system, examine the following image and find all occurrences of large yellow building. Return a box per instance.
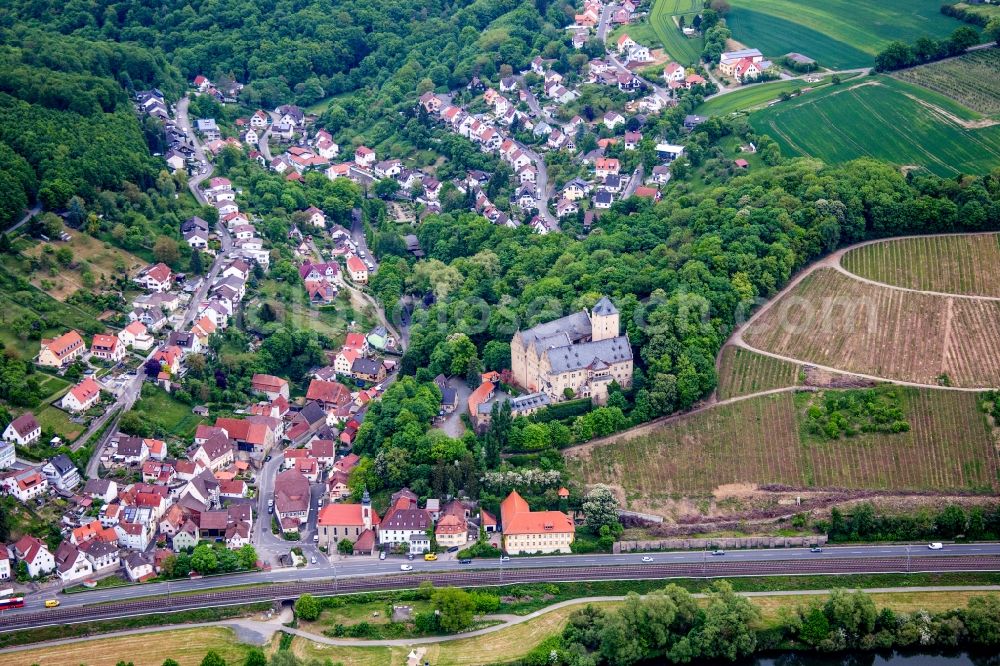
[510,296,632,405]
[500,491,574,555]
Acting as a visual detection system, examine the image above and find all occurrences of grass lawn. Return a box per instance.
[2,627,254,666]
[132,384,206,440]
[726,0,972,69]
[749,76,1000,176]
[33,403,83,441]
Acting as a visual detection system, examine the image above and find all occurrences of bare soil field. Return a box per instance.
[841,233,1000,297]
[742,268,1000,387]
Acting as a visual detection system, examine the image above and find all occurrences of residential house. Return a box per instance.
[196,118,220,140]
[350,358,385,383]
[82,478,118,503]
[192,431,236,471]
[719,48,764,76]
[378,491,432,553]
[3,413,41,447]
[594,158,620,178]
[603,111,625,130]
[79,539,119,573]
[594,191,613,209]
[354,146,376,169]
[251,374,290,400]
[133,263,173,292]
[125,552,155,582]
[90,334,125,363]
[113,436,149,465]
[250,110,269,129]
[346,255,368,284]
[562,178,590,201]
[37,330,85,368]
[274,468,311,533]
[54,541,93,583]
[13,536,55,577]
[1,467,48,502]
[655,142,685,161]
[61,377,102,413]
[556,198,579,219]
[663,62,686,84]
[624,131,642,150]
[41,454,80,491]
[633,186,662,202]
[500,490,575,554]
[435,513,468,549]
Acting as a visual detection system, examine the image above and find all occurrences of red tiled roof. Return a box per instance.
[500,490,574,536]
[317,503,380,527]
[68,377,101,405]
[42,330,84,358]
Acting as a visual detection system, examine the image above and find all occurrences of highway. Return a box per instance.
[2,544,998,632]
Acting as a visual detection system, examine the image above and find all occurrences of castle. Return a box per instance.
[510,296,633,405]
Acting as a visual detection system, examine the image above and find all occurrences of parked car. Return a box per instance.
[400,564,413,571]
[446,546,459,553]
[311,556,316,564]
[379,550,386,560]
[407,553,415,560]
[928,542,944,550]
[424,553,438,561]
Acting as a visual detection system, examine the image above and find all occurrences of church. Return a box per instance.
[510,296,633,405]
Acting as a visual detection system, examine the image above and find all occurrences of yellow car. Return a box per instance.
[44,599,60,608]
[424,553,438,561]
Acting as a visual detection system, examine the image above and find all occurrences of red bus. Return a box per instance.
[0,596,25,611]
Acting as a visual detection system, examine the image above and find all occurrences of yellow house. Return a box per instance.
[38,331,86,368]
[500,491,574,555]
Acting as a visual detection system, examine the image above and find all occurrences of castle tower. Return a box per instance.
[362,487,372,530]
[590,296,619,342]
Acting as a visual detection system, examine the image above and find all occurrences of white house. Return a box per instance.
[41,454,80,491]
[3,413,40,447]
[12,536,54,578]
[1,467,48,502]
[61,377,102,413]
[54,541,93,584]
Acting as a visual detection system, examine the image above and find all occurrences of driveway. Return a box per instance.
[437,379,472,438]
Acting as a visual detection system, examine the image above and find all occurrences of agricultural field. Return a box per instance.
[742,268,1000,387]
[725,0,971,69]
[647,0,703,64]
[892,49,1000,117]
[3,627,253,666]
[952,1,1000,19]
[21,229,147,301]
[749,78,1000,177]
[841,234,1000,297]
[694,74,853,116]
[716,346,800,400]
[567,387,998,512]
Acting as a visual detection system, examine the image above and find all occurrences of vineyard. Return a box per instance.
[716,346,800,400]
[892,49,1000,117]
[748,78,1000,177]
[841,234,1000,297]
[567,388,998,512]
[742,268,1000,388]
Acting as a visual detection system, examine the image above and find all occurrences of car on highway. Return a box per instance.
[424,553,438,561]
[44,599,60,608]
[407,553,415,560]
[400,564,413,571]
[311,556,317,564]
[641,556,654,562]
[711,549,726,556]
[928,542,944,550]
[810,547,823,553]
[459,558,472,564]
[500,555,510,562]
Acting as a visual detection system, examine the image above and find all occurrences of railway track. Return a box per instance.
[2,555,998,633]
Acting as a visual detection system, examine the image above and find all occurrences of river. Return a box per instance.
[729,650,1000,666]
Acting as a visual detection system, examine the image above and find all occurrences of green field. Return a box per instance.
[726,0,971,69]
[749,77,1000,176]
[631,0,702,64]
[568,387,998,513]
[695,74,854,116]
[131,385,206,440]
